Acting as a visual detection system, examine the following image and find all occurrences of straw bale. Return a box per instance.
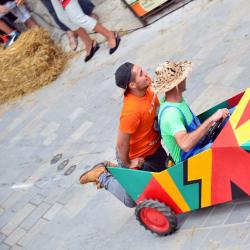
[0,27,68,104]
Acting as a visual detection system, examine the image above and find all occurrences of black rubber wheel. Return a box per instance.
[135,199,177,236]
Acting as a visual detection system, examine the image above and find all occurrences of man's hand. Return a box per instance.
[16,0,25,6]
[174,108,229,153]
[0,5,8,13]
[209,108,229,123]
[128,158,144,169]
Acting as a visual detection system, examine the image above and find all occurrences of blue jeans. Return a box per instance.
[99,173,136,208]
[98,145,168,208]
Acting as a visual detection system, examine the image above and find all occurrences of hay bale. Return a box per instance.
[0,27,68,104]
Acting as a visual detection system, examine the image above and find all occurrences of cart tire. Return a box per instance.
[135,199,177,236]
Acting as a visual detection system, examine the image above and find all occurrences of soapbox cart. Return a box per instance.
[108,88,250,236]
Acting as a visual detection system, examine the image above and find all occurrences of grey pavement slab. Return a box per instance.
[29,193,45,206]
[1,0,250,249]
[19,202,51,231]
[0,211,16,230]
[202,203,235,227]
[180,207,213,229]
[17,218,48,247]
[4,228,26,247]
[0,234,5,244]
[224,202,250,225]
[0,244,10,250]
[1,204,35,236]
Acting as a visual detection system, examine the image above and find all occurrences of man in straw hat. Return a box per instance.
[154,60,229,164]
[79,62,168,207]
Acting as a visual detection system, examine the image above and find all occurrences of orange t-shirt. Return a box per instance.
[119,87,160,159]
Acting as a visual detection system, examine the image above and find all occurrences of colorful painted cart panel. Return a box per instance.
[108,88,250,235]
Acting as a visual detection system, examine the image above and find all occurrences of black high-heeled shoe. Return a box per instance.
[109,33,121,55]
[85,41,100,62]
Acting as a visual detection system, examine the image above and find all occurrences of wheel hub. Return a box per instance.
[140,207,170,233]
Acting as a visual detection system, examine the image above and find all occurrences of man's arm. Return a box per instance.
[116,130,144,169]
[174,108,229,152]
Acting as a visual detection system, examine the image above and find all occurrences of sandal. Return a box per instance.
[109,32,121,55]
[85,40,100,62]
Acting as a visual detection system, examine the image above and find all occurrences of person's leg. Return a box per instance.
[51,0,98,56]
[49,8,79,51]
[24,17,38,29]
[42,0,78,50]
[75,27,95,56]
[0,19,14,33]
[65,0,118,50]
[66,30,78,51]
[142,144,168,172]
[99,172,136,208]
[93,23,116,48]
[115,147,167,172]
[2,13,17,29]
[10,4,38,28]
[0,19,20,48]
[79,162,136,208]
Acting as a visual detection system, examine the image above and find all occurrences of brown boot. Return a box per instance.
[79,162,108,185]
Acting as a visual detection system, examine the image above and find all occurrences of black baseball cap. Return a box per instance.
[115,62,134,91]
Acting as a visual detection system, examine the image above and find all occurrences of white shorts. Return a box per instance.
[51,0,97,32]
[0,1,31,23]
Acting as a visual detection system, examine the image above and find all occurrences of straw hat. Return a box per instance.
[152,60,192,93]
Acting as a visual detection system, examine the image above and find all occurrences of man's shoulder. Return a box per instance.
[122,95,137,110]
[160,106,182,121]
[160,102,181,114]
[159,105,186,136]
[160,99,190,115]
[121,97,140,118]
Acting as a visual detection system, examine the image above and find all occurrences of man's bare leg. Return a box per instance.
[0,20,14,34]
[24,17,38,29]
[75,27,93,55]
[66,30,78,51]
[93,23,116,49]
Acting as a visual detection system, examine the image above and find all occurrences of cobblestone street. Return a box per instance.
[0,0,250,249]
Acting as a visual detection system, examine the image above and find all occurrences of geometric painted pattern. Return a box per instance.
[108,88,250,214]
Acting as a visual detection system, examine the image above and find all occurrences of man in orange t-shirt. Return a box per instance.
[116,62,168,171]
[79,62,168,207]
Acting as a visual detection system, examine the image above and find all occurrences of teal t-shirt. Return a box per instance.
[158,98,193,163]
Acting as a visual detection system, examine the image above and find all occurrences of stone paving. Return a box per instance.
[1,0,250,249]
